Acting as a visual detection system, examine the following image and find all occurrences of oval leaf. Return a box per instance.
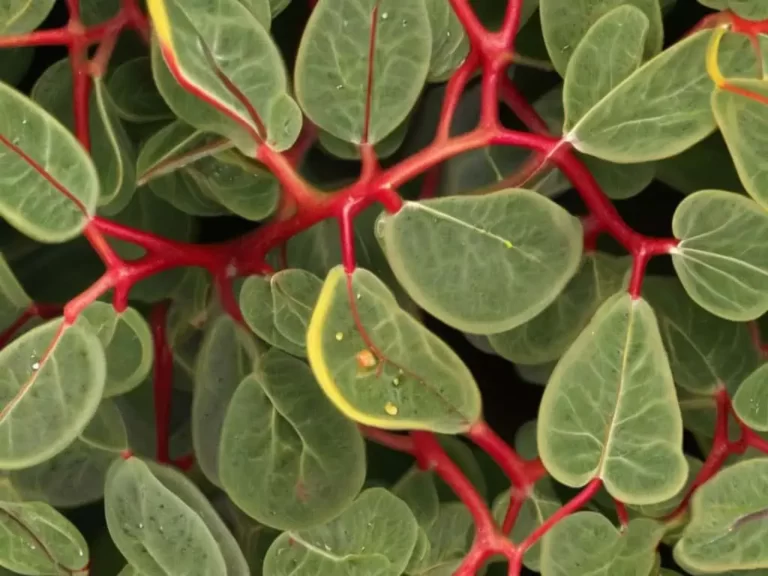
[219,349,366,530]
[0,319,106,469]
[307,266,482,433]
[671,190,768,321]
[192,314,261,487]
[0,500,89,575]
[538,293,688,504]
[239,269,323,357]
[108,57,174,123]
[263,488,418,576]
[77,302,154,398]
[377,189,583,334]
[294,0,431,145]
[105,457,227,576]
[147,0,301,153]
[675,458,768,572]
[567,30,756,163]
[0,82,99,242]
[733,363,768,431]
[425,0,469,82]
[540,0,662,77]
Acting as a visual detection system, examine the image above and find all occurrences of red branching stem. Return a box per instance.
[436,51,480,142]
[510,478,602,571]
[467,421,538,488]
[498,77,549,135]
[448,0,488,51]
[615,499,629,528]
[418,167,441,200]
[502,489,526,534]
[150,302,173,464]
[360,426,415,454]
[0,29,72,48]
[500,0,525,48]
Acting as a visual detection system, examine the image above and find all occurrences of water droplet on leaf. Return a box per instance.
[335,332,344,341]
[381,11,389,19]
[384,402,398,416]
[356,349,377,369]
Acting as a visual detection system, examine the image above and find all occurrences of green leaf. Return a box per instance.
[307,266,482,433]
[31,59,137,215]
[81,0,121,25]
[205,149,280,220]
[105,457,228,576]
[538,293,688,504]
[263,488,418,576]
[713,79,768,209]
[539,0,662,77]
[10,399,126,507]
[490,253,628,365]
[734,363,768,431]
[215,497,279,576]
[671,190,768,322]
[424,0,469,83]
[563,5,648,131]
[0,80,99,242]
[0,319,106,469]
[631,455,702,519]
[219,349,366,530]
[108,57,174,123]
[0,253,31,335]
[409,503,474,575]
[656,132,745,196]
[148,0,301,154]
[0,500,89,575]
[239,269,323,357]
[294,0,431,145]
[730,0,768,19]
[192,314,261,487]
[77,302,154,398]
[675,457,768,572]
[269,0,291,18]
[147,462,250,576]
[642,275,760,395]
[393,468,440,528]
[540,511,664,575]
[0,0,56,34]
[0,48,33,87]
[568,30,757,163]
[236,0,271,28]
[377,189,583,334]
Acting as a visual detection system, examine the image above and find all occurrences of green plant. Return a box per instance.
[1,0,768,574]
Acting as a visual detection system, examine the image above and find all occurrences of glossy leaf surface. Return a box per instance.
[219,349,366,530]
[294,0,431,145]
[377,190,583,334]
[307,266,482,433]
[538,293,687,504]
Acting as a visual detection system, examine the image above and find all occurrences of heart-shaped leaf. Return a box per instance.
[108,57,174,123]
[219,349,366,530]
[307,266,482,433]
[376,190,583,334]
[424,0,469,83]
[671,190,768,321]
[538,293,688,504]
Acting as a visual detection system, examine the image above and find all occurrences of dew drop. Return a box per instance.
[356,293,362,300]
[138,522,144,529]
[391,376,401,387]
[503,240,513,248]
[30,359,40,371]
[446,31,452,38]
[28,544,36,550]
[384,402,399,416]
[343,19,348,27]
[11,138,19,145]
[324,544,331,551]
[401,19,408,27]
[335,332,344,341]
[381,11,389,20]
[336,84,344,90]
[21,119,27,125]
